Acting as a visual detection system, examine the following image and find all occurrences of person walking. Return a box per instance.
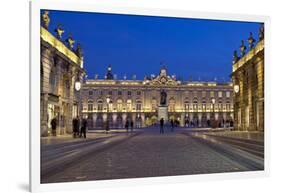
[170,119,174,132]
[125,120,129,133]
[160,118,164,134]
[51,116,57,136]
[80,118,87,138]
[72,117,79,138]
[130,120,134,132]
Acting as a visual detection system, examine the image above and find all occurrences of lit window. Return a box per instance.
[218,91,223,98]
[97,100,103,111]
[226,91,230,98]
[210,91,214,98]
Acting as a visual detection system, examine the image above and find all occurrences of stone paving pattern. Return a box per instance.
[42,127,252,183]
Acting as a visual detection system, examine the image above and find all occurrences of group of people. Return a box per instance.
[72,117,87,138]
[159,118,176,134]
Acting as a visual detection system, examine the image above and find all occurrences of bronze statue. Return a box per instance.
[240,40,246,56]
[42,11,50,29]
[160,89,167,105]
[232,50,239,64]
[75,43,83,58]
[248,32,256,49]
[54,24,64,39]
[65,34,75,49]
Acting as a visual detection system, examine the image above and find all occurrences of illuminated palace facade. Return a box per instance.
[40,11,85,136]
[232,25,264,131]
[81,66,234,129]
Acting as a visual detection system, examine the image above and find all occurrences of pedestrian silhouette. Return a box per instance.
[130,120,134,132]
[72,117,80,138]
[125,120,129,132]
[170,119,174,132]
[160,118,164,134]
[80,118,87,138]
[51,117,57,136]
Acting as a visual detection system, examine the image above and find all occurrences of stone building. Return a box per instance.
[231,24,264,131]
[81,66,234,129]
[40,11,85,136]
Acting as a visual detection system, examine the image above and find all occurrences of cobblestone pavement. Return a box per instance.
[42,127,256,183]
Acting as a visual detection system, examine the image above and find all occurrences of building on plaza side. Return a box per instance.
[40,11,85,137]
[81,66,234,129]
[231,24,264,132]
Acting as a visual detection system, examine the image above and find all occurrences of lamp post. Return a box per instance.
[211,98,216,128]
[106,97,110,134]
[234,84,240,130]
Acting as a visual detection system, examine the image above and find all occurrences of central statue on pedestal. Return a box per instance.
[160,89,167,106]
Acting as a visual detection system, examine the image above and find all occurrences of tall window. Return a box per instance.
[137,91,141,95]
[49,69,56,94]
[118,90,122,95]
[210,91,214,98]
[226,91,230,98]
[184,101,189,112]
[151,98,157,111]
[202,91,206,98]
[202,101,206,111]
[97,100,103,112]
[89,90,93,96]
[127,99,132,112]
[193,99,198,111]
[136,101,142,111]
[226,102,230,111]
[88,100,93,111]
[218,91,223,98]
[127,91,132,96]
[117,99,123,112]
[169,98,175,112]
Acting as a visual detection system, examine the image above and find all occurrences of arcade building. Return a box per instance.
[81,66,234,129]
[40,11,85,137]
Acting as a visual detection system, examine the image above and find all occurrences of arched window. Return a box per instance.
[184,100,189,112]
[117,99,123,112]
[88,100,93,111]
[193,98,198,111]
[169,98,175,112]
[97,99,103,112]
[202,101,206,111]
[127,99,132,112]
[136,100,142,111]
[151,98,157,111]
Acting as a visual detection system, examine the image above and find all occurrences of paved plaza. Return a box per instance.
[41,126,264,183]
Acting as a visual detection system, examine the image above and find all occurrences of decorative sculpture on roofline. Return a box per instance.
[240,40,246,56]
[54,24,64,40]
[75,43,83,58]
[259,24,264,41]
[65,34,75,50]
[232,50,239,64]
[248,32,256,49]
[41,10,50,29]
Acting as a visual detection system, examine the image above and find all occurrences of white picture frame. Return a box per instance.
[30,0,270,192]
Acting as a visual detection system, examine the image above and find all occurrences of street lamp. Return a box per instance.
[211,98,216,128]
[106,97,110,133]
[234,84,240,94]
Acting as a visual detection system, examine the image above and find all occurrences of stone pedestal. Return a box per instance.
[158,105,168,122]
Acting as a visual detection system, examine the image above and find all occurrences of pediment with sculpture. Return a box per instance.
[144,67,180,86]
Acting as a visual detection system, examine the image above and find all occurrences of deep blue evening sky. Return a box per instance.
[46,10,261,82]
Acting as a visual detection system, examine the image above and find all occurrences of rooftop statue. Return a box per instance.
[232,50,239,64]
[54,24,64,40]
[248,32,256,49]
[240,40,246,56]
[65,35,75,50]
[41,11,50,29]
